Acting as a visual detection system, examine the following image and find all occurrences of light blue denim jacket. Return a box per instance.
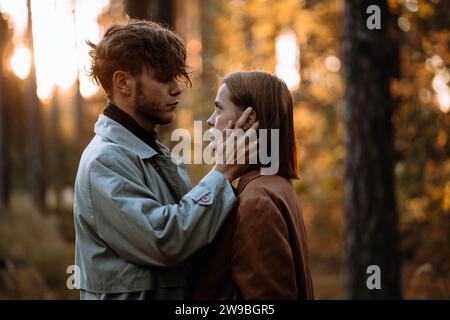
[73,115,237,299]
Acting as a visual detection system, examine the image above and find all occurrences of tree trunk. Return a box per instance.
[0,14,9,212]
[26,0,46,208]
[75,78,86,155]
[125,0,174,27]
[49,89,63,210]
[342,0,401,299]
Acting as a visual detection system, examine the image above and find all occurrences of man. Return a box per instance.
[73,20,257,300]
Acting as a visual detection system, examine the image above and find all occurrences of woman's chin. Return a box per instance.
[207,141,217,152]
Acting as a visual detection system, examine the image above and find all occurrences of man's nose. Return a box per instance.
[169,80,182,97]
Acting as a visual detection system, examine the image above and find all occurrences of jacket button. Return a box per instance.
[201,195,210,202]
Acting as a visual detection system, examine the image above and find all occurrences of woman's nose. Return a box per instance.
[206,114,215,128]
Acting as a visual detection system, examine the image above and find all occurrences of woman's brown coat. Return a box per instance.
[190,169,314,300]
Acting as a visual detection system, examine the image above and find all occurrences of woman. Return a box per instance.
[189,71,314,300]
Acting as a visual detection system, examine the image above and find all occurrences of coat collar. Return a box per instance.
[94,114,159,159]
[232,169,263,193]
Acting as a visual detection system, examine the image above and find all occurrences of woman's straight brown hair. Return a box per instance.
[223,71,299,180]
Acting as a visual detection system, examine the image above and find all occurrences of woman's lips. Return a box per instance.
[167,101,179,107]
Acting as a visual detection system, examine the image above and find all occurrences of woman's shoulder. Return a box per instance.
[235,170,297,210]
[238,170,292,195]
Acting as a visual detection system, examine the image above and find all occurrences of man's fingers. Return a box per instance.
[244,121,259,137]
[235,107,253,129]
[222,120,234,136]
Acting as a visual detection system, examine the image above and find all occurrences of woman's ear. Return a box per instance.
[243,110,257,130]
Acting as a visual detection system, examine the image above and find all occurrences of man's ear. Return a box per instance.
[112,70,133,95]
[243,110,257,130]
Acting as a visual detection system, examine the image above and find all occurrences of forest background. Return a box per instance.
[0,0,448,299]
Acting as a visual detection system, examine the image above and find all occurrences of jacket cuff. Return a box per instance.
[199,170,238,202]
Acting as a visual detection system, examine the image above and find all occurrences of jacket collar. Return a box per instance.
[232,169,263,193]
[94,114,159,159]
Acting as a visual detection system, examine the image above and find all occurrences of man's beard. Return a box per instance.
[133,79,173,126]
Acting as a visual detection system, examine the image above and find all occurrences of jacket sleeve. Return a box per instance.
[88,153,237,268]
[231,195,298,299]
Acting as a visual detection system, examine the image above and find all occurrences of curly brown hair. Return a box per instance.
[87,19,191,97]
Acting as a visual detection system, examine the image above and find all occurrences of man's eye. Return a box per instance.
[158,75,173,83]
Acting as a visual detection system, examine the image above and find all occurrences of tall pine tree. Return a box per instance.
[342,0,401,299]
